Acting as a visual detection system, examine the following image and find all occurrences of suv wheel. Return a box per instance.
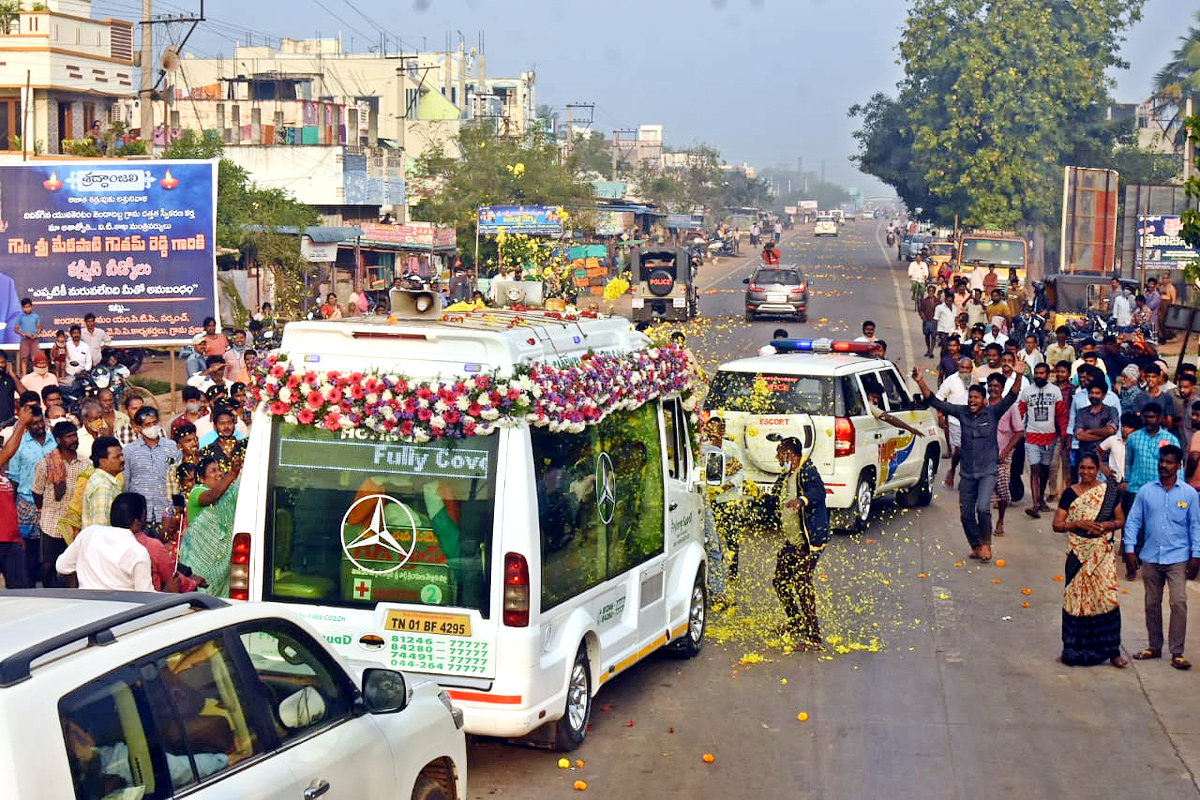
[744,310,755,323]
[915,447,938,506]
[847,472,874,532]
[412,769,455,800]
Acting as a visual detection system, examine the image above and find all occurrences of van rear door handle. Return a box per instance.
[669,502,679,511]
[304,780,331,800]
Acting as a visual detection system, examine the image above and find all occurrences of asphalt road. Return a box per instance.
[464,223,1200,800]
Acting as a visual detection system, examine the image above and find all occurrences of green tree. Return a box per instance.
[165,130,318,317]
[851,0,1143,228]
[568,131,613,179]
[411,120,597,270]
[1152,11,1200,148]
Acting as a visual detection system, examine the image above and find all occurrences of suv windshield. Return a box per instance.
[707,371,838,415]
[753,269,802,285]
[264,421,498,615]
[961,238,1026,267]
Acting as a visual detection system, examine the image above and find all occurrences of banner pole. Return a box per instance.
[169,346,178,415]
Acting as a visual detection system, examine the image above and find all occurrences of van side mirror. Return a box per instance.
[742,278,750,284]
[705,452,726,485]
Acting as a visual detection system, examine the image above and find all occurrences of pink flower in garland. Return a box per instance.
[323,411,341,431]
[306,390,325,409]
[297,408,315,425]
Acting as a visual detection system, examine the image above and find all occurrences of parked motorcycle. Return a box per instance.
[101,347,144,375]
[61,364,129,418]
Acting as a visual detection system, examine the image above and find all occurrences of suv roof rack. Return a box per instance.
[0,591,227,687]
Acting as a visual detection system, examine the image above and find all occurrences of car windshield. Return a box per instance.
[263,421,498,615]
[706,371,838,416]
[754,270,802,285]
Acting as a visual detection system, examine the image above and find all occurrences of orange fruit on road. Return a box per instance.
[995,559,1006,568]
[702,753,716,763]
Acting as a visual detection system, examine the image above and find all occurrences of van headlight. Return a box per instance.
[438,690,464,729]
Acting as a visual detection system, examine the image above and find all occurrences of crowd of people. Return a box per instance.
[917,305,1200,671]
[0,313,254,598]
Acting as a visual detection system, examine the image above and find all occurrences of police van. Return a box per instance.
[704,339,941,531]
[231,302,708,750]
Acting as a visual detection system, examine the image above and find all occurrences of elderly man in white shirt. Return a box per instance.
[936,356,975,489]
[56,492,154,591]
[65,325,93,378]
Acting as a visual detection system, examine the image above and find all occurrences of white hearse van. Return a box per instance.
[231,308,708,750]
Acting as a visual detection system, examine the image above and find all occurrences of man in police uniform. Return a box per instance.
[770,435,830,649]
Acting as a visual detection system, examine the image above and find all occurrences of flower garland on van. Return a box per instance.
[249,345,694,441]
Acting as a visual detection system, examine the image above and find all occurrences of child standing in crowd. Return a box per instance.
[14,298,42,376]
[49,330,68,379]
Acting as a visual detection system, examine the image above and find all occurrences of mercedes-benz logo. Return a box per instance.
[340,494,419,575]
[596,452,616,524]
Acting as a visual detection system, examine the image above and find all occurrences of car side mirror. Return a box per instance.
[705,452,726,485]
[362,668,409,714]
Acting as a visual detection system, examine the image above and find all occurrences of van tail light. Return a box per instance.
[834,417,855,457]
[796,282,807,293]
[229,532,251,601]
[503,552,530,627]
[749,284,762,292]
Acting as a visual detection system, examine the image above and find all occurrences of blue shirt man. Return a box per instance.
[1124,444,1200,665]
[1125,403,1180,495]
[1068,365,1120,452]
[122,407,180,522]
[7,414,55,538]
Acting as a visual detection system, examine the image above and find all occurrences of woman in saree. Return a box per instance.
[1051,452,1128,667]
[177,457,240,598]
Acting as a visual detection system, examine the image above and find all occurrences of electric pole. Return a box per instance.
[140,0,154,154]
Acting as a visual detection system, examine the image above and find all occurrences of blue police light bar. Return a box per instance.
[770,338,878,355]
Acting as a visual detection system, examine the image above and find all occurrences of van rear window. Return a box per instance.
[706,371,839,416]
[263,422,497,615]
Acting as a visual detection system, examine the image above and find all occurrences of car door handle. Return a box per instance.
[669,502,679,511]
[304,780,331,800]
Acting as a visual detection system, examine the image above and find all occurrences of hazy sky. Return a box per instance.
[96,0,1196,195]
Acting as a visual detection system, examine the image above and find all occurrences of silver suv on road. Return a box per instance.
[744,266,809,323]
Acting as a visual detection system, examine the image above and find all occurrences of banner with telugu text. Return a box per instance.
[0,159,218,346]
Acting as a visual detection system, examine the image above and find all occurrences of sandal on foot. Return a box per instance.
[1172,656,1192,670]
[1132,649,1161,660]
[1110,656,1129,668]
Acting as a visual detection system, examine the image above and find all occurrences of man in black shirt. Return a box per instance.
[0,352,19,424]
[914,355,1026,562]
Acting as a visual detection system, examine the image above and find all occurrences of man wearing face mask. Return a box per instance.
[1019,362,1061,517]
[21,353,58,398]
[914,352,1027,563]
[170,386,212,440]
[122,407,180,523]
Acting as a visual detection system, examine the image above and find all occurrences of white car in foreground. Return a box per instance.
[0,590,466,800]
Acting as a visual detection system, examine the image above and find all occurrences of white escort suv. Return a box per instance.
[705,339,942,531]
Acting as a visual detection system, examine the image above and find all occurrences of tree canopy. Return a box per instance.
[1152,11,1200,148]
[410,121,598,265]
[851,0,1144,228]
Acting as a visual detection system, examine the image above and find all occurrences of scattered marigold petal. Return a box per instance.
[954,562,964,568]
[558,758,570,769]
[995,559,1006,568]
[992,578,1002,584]
[1052,575,1064,582]
[1022,588,1033,595]
[918,572,928,579]
[702,753,716,763]
[574,780,588,791]
[1022,602,1031,608]
[797,711,809,722]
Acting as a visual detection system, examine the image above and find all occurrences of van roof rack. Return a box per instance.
[0,591,227,687]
